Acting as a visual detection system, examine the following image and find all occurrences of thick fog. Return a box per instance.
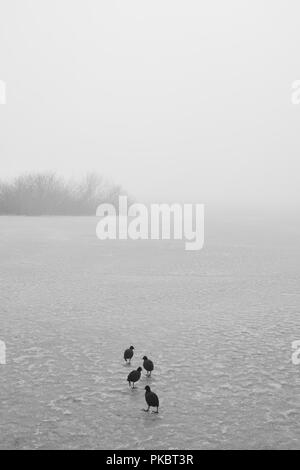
[0,0,299,209]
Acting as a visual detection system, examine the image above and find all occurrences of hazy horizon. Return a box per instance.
[1,1,300,209]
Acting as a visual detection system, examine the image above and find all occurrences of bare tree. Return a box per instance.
[0,172,128,215]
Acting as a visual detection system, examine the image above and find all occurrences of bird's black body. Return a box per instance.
[127,367,142,388]
[144,386,159,413]
[124,346,134,363]
[142,356,154,376]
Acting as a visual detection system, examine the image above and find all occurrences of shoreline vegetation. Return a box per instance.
[0,172,128,216]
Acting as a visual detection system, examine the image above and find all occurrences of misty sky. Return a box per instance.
[0,1,299,208]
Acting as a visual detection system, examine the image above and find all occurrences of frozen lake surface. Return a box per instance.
[0,216,300,449]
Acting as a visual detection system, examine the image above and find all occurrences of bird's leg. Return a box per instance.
[152,407,159,414]
[143,406,150,412]
[128,381,131,387]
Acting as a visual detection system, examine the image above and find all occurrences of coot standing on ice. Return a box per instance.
[142,356,154,376]
[144,386,159,413]
[124,346,135,363]
[127,367,142,388]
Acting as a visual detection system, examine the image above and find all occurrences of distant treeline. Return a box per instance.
[0,173,126,215]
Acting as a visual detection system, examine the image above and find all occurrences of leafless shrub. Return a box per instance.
[0,172,129,215]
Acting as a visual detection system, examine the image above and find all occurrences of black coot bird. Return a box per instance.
[144,386,159,413]
[124,346,135,363]
[142,356,154,376]
[127,367,142,388]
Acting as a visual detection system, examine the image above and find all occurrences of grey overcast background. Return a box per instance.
[0,0,299,208]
